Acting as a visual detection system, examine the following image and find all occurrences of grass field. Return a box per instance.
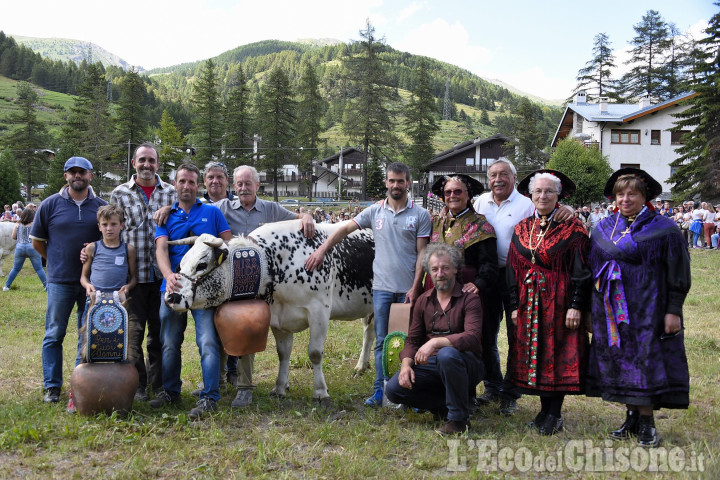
[0,250,718,479]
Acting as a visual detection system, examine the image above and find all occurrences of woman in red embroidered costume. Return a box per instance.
[506,169,591,435]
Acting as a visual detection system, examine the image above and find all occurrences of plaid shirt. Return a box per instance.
[110,175,176,283]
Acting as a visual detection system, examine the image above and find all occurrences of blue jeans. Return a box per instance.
[372,290,406,391]
[42,282,88,390]
[4,243,47,288]
[712,233,719,249]
[385,347,485,421]
[159,300,221,401]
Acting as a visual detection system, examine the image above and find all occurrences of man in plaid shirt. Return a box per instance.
[110,142,176,401]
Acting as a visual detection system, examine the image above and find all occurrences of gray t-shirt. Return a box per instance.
[353,198,431,293]
[215,196,298,236]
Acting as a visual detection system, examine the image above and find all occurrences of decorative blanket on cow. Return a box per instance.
[229,245,270,300]
[383,331,407,378]
[86,291,128,362]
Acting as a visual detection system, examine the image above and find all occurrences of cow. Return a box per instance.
[0,222,18,277]
[164,219,375,404]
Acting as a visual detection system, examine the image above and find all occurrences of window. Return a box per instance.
[611,129,641,144]
[671,130,690,145]
[466,158,474,166]
[651,130,661,145]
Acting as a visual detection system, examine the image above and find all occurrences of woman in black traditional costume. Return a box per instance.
[428,174,498,298]
[506,170,591,435]
[587,168,691,448]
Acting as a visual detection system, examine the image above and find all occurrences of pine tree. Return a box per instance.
[403,60,439,178]
[255,67,296,201]
[61,62,116,192]
[190,59,223,163]
[342,20,399,199]
[296,63,326,200]
[365,155,385,199]
[223,64,253,169]
[0,150,21,206]
[573,33,619,101]
[480,109,491,125]
[669,3,720,201]
[156,110,186,181]
[658,26,695,99]
[509,98,546,173]
[2,81,49,201]
[115,69,148,151]
[620,10,672,101]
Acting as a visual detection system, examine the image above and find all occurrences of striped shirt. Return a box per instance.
[110,175,176,283]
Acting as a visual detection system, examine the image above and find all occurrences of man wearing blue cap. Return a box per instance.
[31,157,108,408]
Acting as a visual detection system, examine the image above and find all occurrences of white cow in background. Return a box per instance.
[164,220,375,404]
[0,222,18,276]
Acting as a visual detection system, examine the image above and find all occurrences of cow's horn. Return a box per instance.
[203,237,224,248]
[167,236,199,246]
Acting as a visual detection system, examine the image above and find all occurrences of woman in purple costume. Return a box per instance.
[587,168,690,448]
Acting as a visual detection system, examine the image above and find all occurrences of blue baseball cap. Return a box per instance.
[64,156,93,171]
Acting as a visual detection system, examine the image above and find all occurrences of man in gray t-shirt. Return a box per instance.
[216,165,314,409]
[305,162,431,406]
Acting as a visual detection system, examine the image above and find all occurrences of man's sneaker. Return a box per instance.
[2,286,9,292]
[66,390,76,414]
[364,388,383,407]
[437,418,470,436]
[475,391,500,405]
[149,390,179,409]
[500,398,518,416]
[134,386,149,402]
[231,389,253,408]
[189,397,218,420]
[43,387,60,403]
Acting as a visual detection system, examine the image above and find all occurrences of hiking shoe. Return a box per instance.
[438,419,470,436]
[43,387,60,403]
[475,391,500,405]
[149,390,179,409]
[134,386,149,402]
[500,398,518,416]
[364,388,383,407]
[66,390,76,414]
[231,389,253,408]
[189,397,218,420]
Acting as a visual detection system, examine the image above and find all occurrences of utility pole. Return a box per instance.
[126,139,131,181]
[337,147,343,201]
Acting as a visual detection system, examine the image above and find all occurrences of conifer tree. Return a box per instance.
[573,33,619,101]
[403,59,439,178]
[670,3,720,201]
[255,67,296,201]
[115,69,148,151]
[296,63,326,199]
[223,64,253,169]
[620,10,672,100]
[2,81,49,201]
[190,59,223,163]
[342,20,399,199]
[156,110,186,180]
[0,150,21,206]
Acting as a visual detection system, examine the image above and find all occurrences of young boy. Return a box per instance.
[71,205,137,413]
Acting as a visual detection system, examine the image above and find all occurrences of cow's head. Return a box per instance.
[165,233,229,311]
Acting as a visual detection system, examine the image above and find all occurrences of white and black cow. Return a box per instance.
[165,220,375,403]
[0,222,18,277]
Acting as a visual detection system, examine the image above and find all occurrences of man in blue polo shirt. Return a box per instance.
[30,157,107,406]
[305,162,431,406]
[149,163,232,419]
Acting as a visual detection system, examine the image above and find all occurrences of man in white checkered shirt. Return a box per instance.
[110,142,176,401]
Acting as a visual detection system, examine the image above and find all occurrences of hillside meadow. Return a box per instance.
[0,250,718,479]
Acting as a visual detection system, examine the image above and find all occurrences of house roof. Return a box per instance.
[312,162,353,183]
[551,92,697,146]
[320,147,364,164]
[426,134,510,167]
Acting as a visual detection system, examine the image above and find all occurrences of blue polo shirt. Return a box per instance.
[155,199,231,291]
[29,186,107,284]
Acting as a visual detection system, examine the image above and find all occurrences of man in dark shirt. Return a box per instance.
[385,242,484,435]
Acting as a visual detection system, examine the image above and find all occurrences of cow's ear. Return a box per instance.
[215,245,229,266]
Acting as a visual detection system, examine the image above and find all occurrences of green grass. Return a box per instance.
[0,75,72,138]
[1,251,719,478]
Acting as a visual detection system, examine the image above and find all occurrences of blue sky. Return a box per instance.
[3,0,716,100]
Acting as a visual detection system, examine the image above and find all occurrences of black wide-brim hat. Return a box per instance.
[517,169,576,199]
[603,167,662,200]
[431,174,485,199]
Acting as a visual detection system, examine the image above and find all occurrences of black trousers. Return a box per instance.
[126,280,163,392]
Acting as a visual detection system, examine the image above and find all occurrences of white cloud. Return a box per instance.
[484,67,575,100]
[398,2,426,22]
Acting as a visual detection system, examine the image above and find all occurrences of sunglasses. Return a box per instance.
[444,188,465,197]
